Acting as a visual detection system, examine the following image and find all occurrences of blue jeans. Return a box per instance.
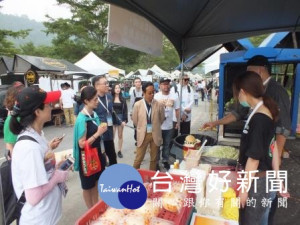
[194,99,198,106]
[240,177,277,225]
[159,129,174,162]
[261,191,277,225]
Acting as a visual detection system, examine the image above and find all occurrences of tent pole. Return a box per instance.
[50,76,53,91]
[177,56,185,135]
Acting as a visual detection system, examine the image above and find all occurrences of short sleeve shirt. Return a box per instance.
[3,115,17,144]
[154,92,180,130]
[12,128,62,224]
[239,113,275,171]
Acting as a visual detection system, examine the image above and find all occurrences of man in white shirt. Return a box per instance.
[129,77,143,115]
[154,78,180,169]
[171,74,194,136]
[59,83,75,126]
[129,77,143,146]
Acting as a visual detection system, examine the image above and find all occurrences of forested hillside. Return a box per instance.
[0,13,53,46]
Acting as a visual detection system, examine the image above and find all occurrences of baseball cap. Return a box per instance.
[160,77,171,83]
[247,55,269,67]
[16,86,61,117]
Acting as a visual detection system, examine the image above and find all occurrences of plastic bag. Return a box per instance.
[81,141,101,176]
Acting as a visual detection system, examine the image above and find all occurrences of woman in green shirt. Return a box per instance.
[3,84,24,158]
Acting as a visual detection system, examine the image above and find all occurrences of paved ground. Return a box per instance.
[0,99,299,225]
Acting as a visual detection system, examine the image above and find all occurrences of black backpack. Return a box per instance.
[0,135,37,225]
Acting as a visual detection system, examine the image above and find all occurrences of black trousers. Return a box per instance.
[104,140,117,165]
[200,89,205,101]
[173,120,191,138]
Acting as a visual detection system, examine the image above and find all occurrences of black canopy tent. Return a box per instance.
[177,32,300,71]
[12,54,93,89]
[104,0,300,61]
[0,56,27,85]
[0,56,14,76]
[104,0,300,135]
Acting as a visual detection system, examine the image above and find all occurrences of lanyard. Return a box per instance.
[83,107,98,126]
[143,99,152,122]
[243,101,263,134]
[98,95,109,113]
[263,77,271,86]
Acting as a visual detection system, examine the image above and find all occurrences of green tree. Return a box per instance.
[249,34,270,47]
[43,0,180,71]
[0,29,29,56]
[44,0,108,62]
[19,42,54,57]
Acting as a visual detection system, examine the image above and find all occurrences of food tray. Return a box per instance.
[75,169,195,225]
[200,146,238,166]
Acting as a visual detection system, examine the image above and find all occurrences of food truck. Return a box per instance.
[218,32,300,145]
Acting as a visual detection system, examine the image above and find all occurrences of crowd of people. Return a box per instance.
[1,55,291,224]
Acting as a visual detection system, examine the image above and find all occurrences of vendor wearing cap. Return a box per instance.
[154,77,180,170]
[203,55,291,160]
[10,86,69,224]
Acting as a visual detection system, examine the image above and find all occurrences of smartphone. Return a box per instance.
[57,133,66,141]
[59,156,74,171]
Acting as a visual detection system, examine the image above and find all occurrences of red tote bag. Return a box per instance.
[81,141,101,176]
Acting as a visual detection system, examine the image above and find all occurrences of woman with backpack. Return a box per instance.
[10,86,69,225]
[111,83,128,158]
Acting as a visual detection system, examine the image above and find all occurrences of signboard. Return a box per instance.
[108,5,163,56]
[108,69,119,78]
[24,69,38,85]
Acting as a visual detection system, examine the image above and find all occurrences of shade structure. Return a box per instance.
[104,0,300,60]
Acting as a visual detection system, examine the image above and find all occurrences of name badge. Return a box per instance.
[147,124,152,133]
[107,114,113,126]
[100,140,105,154]
[164,108,169,118]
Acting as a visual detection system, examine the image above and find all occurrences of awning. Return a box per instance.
[0,56,14,76]
[103,0,300,60]
[13,54,93,79]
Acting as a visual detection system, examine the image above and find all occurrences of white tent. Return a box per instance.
[125,71,134,79]
[202,47,228,74]
[150,64,170,78]
[132,69,153,81]
[75,51,125,75]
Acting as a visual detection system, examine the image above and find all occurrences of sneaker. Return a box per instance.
[117,151,123,158]
[163,162,170,170]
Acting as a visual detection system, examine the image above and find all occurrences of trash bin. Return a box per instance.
[170,134,217,161]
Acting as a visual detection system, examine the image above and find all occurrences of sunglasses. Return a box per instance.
[184,78,190,81]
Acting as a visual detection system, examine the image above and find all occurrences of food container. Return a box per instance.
[200,146,238,166]
[182,141,201,158]
[190,213,239,225]
[184,150,201,170]
[171,134,217,161]
[76,169,196,225]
